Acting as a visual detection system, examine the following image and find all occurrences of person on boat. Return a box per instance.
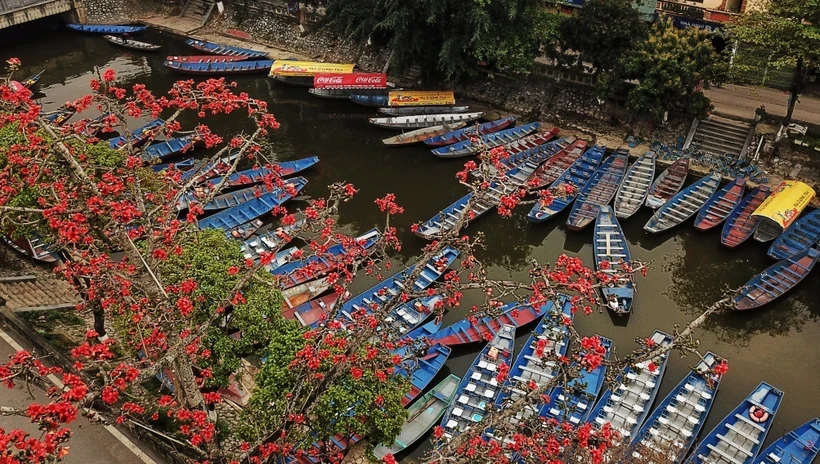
[607,294,620,312]
[122,32,130,44]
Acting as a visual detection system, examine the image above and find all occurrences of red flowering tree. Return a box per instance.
[0,56,732,464]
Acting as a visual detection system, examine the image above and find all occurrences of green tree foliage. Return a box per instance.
[326,0,560,81]
[554,0,649,74]
[726,0,820,127]
[618,19,728,123]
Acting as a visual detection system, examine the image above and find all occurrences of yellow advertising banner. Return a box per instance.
[752,180,816,229]
[269,61,355,77]
[387,91,456,107]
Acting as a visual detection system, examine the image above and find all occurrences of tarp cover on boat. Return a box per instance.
[269,60,355,77]
[388,91,455,107]
[313,73,387,89]
[752,180,815,230]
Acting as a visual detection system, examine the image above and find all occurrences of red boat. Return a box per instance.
[721,185,770,248]
[694,177,746,231]
[430,300,557,347]
[734,248,819,310]
[528,139,589,190]
[165,55,247,63]
[282,291,350,327]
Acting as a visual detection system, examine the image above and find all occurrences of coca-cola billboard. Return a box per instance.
[313,73,387,89]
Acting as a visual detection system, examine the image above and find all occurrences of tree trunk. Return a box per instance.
[172,355,205,410]
[782,56,804,131]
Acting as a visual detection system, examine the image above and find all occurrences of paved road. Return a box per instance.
[705,84,820,126]
[0,324,160,464]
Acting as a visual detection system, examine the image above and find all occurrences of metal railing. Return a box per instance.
[0,0,51,13]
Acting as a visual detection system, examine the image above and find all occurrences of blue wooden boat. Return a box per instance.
[373,374,461,459]
[722,185,770,248]
[108,118,164,150]
[492,298,573,420]
[644,173,722,234]
[686,381,783,464]
[335,247,459,323]
[439,325,516,439]
[734,247,820,310]
[594,206,634,314]
[185,39,268,59]
[402,318,443,343]
[179,151,241,185]
[164,59,274,75]
[142,133,200,162]
[151,158,195,172]
[204,185,277,211]
[272,228,381,289]
[207,156,319,189]
[197,177,307,232]
[44,106,77,126]
[266,246,299,272]
[240,219,305,262]
[614,151,657,220]
[768,209,820,260]
[423,116,517,147]
[431,123,540,158]
[349,94,389,107]
[694,177,747,231]
[527,145,605,223]
[77,111,111,137]
[393,343,452,407]
[539,335,613,425]
[490,130,563,171]
[630,351,724,463]
[66,24,146,34]
[431,297,564,347]
[22,71,43,89]
[587,331,673,440]
[379,294,443,339]
[756,418,820,464]
[416,158,548,240]
[566,150,629,230]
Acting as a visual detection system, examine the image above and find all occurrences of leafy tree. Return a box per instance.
[726,0,820,133]
[554,0,649,75]
[618,18,728,123]
[473,7,563,73]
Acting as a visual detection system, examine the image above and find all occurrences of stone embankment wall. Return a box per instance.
[82,0,133,23]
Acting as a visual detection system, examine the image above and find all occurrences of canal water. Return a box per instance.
[3,22,819,462]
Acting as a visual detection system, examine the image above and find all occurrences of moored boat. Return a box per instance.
[381,123,467,146]
[240,219,304,263]
[164,59,274,75]
[752,181,816,242]
[269,75,314,87]
[393,343,452,407]
[630,351,724,463]
[439,325,516,439]
[734,247,819,310]
[566,150,629,230]
[756,418,820,464]
[197,177,307,231]
[151,158,195,172]
[203,185,269,211]
[109,118,164,150]
[527,139,589,190]
[539,335,612,425]
[694,177,746,231]
[67,24,146,34]
[142,133,201,162]
[614,152,656,219]
[643,173,722,234]
[206,156,320,189]
[721,185,770,248]
[767,209,820,260]
[103,35,161,51]
[588,331,673,440]
[43,106,77,126]
[1,233,61,263]
[21,71,43,89]
[373,374,460,459]
[283,290,350,327]
[378,106,471,116]
[369,112,483,130]
[423,116,516,147]
[431,122,539,158]
[527,145,605,223]
[281,276,332,310]
[380,294,443,338]
[179,151,241,185]
[594,206,635,314]
[479,134,566,178]
[308,88,389,99]
[431,297,564,347]
[645,156,690,209]
[165,55,247,63]
[685,381,783,464]
[349,94,389,107]
[185,39,268,58]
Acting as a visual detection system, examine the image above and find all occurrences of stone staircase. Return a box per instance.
[684,116,755,159]
[0,276,80,312]
[180,0,216,27]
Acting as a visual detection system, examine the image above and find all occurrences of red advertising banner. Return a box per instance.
[313,73,387,89]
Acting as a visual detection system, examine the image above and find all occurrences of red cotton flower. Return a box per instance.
[350,367,363,380]
[102,68,116,83]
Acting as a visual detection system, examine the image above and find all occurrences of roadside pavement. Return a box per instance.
[0,324,160,464]
[705,84,820,126]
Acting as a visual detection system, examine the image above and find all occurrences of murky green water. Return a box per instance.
[3,21,819,462]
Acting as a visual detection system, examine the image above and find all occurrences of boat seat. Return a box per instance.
[717,433,754,456]
[726,423,760,444]
[734,413,766,432]
[704,444,745,464]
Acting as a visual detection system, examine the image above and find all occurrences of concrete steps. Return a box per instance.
[180,0,215,26]
[688,116,753,158]
[0,276,81,312]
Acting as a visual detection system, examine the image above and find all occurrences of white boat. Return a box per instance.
[369,112,483,129]
[614,152,656,219]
